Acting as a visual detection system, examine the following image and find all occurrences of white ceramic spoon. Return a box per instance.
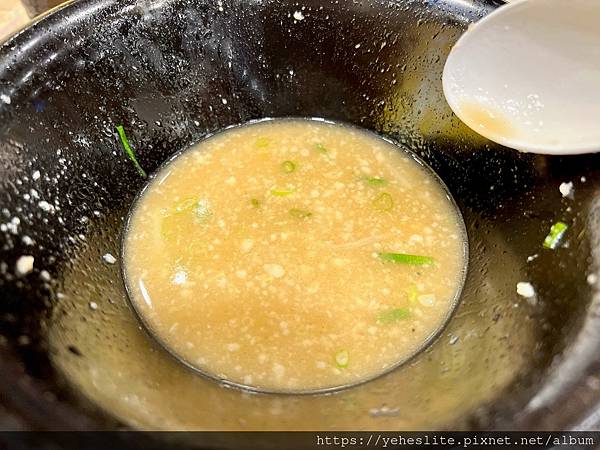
[442,0,600,155]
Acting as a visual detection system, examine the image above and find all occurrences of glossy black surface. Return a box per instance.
[0,0,599,438]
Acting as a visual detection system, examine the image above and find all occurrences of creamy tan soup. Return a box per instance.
[123,118,467,392]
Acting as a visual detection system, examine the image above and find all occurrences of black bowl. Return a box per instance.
[1,0,600,433]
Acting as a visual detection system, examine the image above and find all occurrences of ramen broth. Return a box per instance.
[123,119,467,392]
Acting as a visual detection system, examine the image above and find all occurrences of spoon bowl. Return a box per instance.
[443,0,600,155]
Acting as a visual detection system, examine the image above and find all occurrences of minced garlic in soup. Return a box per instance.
[123,118,467,392]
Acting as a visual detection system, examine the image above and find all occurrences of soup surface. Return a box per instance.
[123,118,467,392]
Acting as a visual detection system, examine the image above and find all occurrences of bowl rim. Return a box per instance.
[1,0,599,433]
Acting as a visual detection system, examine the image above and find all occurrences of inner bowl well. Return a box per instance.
[119,116,470,395]
[0,0,599,434]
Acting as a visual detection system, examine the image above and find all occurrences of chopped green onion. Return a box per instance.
[314,143,328,154]
[408,285,418,303]
[281,160,296,173]
[161,198,211,238]
[271,188,294,196]
[362,176,387,186]
[172,198,211,219]
[289,208,312,219]
[543,221,568,249]
[255,137,270,148]
[372,192,394,211]
[174,197,197,212]
[250,198,261,208]
[377,307,410,324]
[377,252,434,265]
[116,125,147,178]
[334,349,349,368]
